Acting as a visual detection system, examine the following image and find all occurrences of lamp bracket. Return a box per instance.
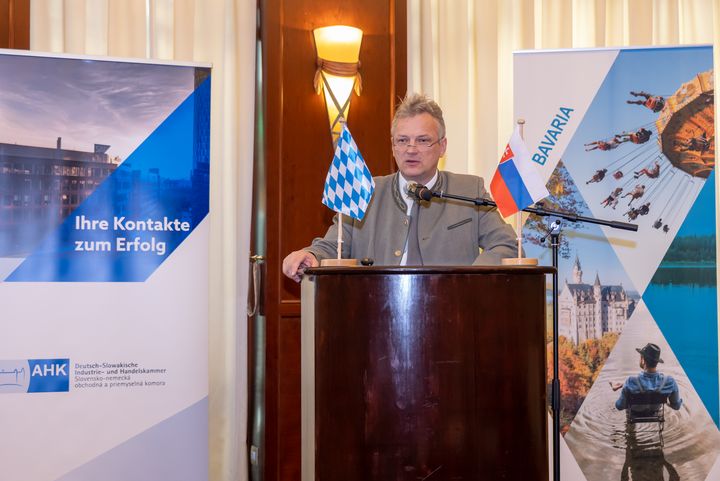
[320,70,355,133]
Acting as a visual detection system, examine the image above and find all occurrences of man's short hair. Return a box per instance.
[392,93,446,139]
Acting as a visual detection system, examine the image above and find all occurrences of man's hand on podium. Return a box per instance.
[282,250,319,282]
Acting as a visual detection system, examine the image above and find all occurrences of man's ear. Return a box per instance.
[438,137,448,156]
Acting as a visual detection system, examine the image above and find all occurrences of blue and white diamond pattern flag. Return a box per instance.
[322,123,375,220]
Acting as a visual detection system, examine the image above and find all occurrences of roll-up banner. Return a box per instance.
[0,50,210,481]
[516,45,718,480]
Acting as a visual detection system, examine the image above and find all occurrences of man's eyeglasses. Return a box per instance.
[392,136,444,151]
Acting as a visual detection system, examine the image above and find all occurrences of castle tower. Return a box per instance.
[572,254,583,283]
[593,272,604,337]
[593,272,601,296]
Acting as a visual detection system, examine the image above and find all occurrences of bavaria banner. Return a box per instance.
[0,50,210,481]
[515,45,718,480]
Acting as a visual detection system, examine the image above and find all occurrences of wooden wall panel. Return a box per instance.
[0,0,30,50]
[259,0,406,479]
[277,316,302,480]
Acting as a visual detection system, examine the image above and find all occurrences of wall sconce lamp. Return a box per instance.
[313,25,363,143]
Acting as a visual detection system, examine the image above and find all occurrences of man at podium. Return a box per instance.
[282,93,517,281]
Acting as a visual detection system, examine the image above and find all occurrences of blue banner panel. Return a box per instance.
[6,78,210,282]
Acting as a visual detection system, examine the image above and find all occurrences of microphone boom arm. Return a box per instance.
[429,189,638,232]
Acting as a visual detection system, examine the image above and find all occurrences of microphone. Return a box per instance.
[407,182,433,202]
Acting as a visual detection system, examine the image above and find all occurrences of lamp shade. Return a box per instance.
[312,25,363,141]
[313,26,363,63]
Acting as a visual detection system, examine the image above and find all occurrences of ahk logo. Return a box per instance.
[27,359,70,393]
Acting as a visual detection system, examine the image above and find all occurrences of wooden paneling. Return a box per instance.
[277,316,301,480]
[259,1,406,479]
[0,0,30,50]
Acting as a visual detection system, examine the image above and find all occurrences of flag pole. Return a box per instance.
[516,119,525,259]
[501,118,538,266]
[333,119,344,261]
[337,212,343,259]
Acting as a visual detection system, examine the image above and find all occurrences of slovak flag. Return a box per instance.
[490,126,549,218]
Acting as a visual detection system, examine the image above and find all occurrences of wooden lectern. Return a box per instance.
[301,266,552,481]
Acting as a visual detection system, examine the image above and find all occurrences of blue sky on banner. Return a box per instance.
[0,54,196,160]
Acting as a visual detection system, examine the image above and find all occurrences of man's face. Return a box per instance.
[392,113,447,185]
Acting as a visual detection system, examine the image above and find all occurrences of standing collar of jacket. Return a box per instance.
[391,171,447,212]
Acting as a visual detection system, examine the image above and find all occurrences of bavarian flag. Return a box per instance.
[321,123,375,220]
[490,126,549,217]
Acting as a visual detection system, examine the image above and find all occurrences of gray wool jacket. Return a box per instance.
[304,170,519,266]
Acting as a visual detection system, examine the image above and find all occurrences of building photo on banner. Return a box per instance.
[516,45,719,480]
[0,50,210,481]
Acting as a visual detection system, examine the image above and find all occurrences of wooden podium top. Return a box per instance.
[304,265,555,276]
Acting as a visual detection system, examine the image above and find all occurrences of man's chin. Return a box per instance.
[400,167,426,182]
